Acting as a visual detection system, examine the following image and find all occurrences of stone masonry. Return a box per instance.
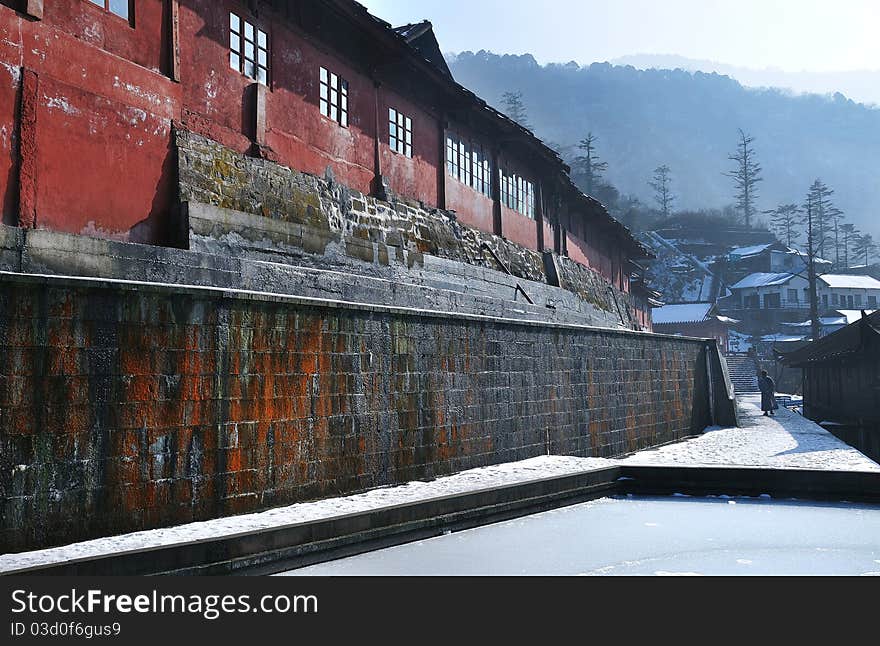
[176,129,642,330]
[0,272,717,551]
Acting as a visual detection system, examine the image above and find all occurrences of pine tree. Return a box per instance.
[853,233,878,266]
[804,180,835,260]
[574,132,608,197]
[801,188,821,341]
[765,203,801,247]
[501,91,531,130]
[724,129,763,228]
[840,223,859,269]
[648,165,675,218]
[828,206,845,269]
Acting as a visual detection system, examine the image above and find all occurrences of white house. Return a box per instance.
[728,272,810,310]
[817,274,880,310]
[728,272,880,311]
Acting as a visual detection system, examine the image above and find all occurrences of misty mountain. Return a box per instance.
[446,51,880,240]
[613,54,880,107]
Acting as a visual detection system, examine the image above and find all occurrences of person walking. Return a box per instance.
[758,370,778,417]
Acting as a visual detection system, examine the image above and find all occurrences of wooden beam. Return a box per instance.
[168,0,181,82]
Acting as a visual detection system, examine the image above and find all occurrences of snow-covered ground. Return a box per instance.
[1,395,876,573]
[620,395,880,472]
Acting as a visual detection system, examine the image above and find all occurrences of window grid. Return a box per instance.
[389,108,412,157]
[500,169,535,218]
[320,67,349,127]
[89,0,131,20]
[229,13,269,85]
[446,133,491,198]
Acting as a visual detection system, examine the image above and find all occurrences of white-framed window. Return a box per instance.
[320,67,348,127]
[89,0,131,21]
[389,108,412,157]
[229,13,269,85]
[500,168,535,218]
[446,133,491,197]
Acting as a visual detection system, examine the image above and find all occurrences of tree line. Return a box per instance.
[501,91,878,268]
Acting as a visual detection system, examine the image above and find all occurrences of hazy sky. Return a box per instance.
[358,0,880,72]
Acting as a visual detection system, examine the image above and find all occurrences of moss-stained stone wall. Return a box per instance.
[176,129,638,326]
[0,273,713,551]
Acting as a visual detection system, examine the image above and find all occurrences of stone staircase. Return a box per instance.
[725,354,760,395]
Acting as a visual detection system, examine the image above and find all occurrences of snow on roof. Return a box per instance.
[783,317,848,329]
[652,302,713,324]
[761,334,806,342]
[835,309,878,324]
[730,272,796,290]
[729,243,773,258]
[819,274,880,290]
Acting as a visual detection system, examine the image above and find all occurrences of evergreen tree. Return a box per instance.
[724,129,763,227]
[829,206,846,269]
[573,132,608,197]
[840,223,859,269]
[804,180,835,260]
[765,203,801,247]
[801,187,822,341]
[648,165,675,218]
[501,91,531,130]
[853,233,878,266]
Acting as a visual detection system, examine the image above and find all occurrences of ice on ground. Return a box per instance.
[282,496,880,577]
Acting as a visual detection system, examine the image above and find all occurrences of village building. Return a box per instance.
[720,272,880,322]
[0,0,652,325]
[651,302,738,352]
[782,310,880,461]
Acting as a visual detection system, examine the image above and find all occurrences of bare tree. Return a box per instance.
[501,91,531,130]
[648,165,675,218]
[765,203,801,247]
[574,132,609,197]
[724,129,763,227]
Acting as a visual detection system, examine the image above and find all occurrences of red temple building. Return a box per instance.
[0,0,653,325]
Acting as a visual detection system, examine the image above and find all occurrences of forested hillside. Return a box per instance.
[448,51,880,239]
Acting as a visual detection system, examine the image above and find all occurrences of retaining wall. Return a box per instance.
[0,272,724,551]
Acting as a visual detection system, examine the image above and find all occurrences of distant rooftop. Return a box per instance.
[818,274,880,290]
[652,302,714,325]
[728,243,776,258]
[730,272,797,290]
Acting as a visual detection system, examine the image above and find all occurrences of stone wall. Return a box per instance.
[176,129,643,330]
[0,272,720,551]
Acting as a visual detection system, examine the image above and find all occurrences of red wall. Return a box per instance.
[501,206,538,251]
[445,176,494,233]
[0,0,179,241]
[378,86,439,205]
[0,0,633,284]
[443,120,494,232]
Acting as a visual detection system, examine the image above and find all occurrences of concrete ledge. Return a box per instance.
[0,269,703,342]
[4,468,623,577]
[617,465,880,502]
[5,465,880,577]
